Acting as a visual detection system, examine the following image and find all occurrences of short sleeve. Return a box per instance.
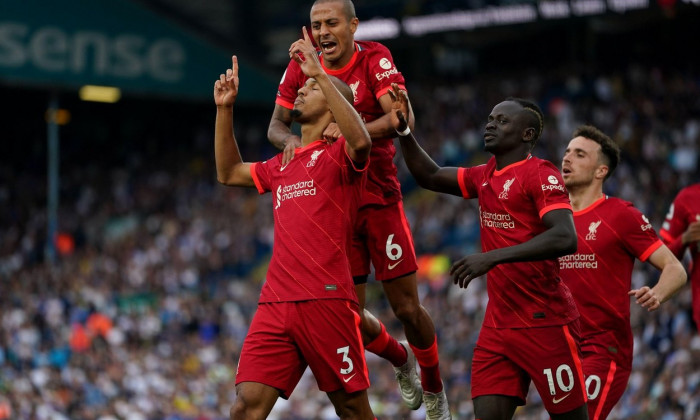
[458,165,486,199]
[252,161,272,194]
[275,60,308,110]
[531,160,572,219]
[365,43,406,99]
[615,204,663,262]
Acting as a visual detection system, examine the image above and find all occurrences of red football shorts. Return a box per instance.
[235,300,369,398]
[350,202,418,281]
[471,321,588,414]
[582,351,631,420]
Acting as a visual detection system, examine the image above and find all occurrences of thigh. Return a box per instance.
[364,202,418,281]
[471,326,530,405]
[583,352,631,420]
[292,300,370,394]
[507,321,588,415]
[235,303,306,399]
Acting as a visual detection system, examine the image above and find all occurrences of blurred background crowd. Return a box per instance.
[2,0,700,419]
[2,62,699,419]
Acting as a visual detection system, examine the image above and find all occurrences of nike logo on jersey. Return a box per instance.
[388,259,403,270]
[343,373,356,383]
[482,181,488,186]
[279,163,289,172]
[552,394,570,404]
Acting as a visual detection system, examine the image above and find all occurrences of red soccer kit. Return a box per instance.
[236,138,370,397]
[660,183,700,328]
[559,196,662,419]
[458,155,587,413]
[276,41,418,281]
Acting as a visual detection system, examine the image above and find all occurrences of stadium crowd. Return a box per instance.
[1,63,699,419]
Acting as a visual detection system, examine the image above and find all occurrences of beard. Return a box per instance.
[290,109,302,120]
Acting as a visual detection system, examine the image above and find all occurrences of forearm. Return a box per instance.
[398,133,442,190]
[215,106,247,185]
[653,263,688,303]
[365,113,402,139]
[268,116,294,151]
[316,73,370,155]
[486,225,577,265]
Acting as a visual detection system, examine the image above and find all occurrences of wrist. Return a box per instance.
[396,126,411,137]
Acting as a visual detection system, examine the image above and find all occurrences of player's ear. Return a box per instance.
[349,17,359,34]
[522,127,535,142]
[596,165,609,180]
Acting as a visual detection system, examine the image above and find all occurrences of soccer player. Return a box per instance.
[559,125,687,419]
[388,86,589,420]
[660,183,700,331]
[268,1,448,417]
[214,37,374,419]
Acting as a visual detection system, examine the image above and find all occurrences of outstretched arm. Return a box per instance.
[289,27,371,162]
[388,84,461,196]
[629,244,687,311]
[214,55,255,187]
[450,208,577,288]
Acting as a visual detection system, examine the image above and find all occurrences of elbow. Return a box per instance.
[563,229,578,254]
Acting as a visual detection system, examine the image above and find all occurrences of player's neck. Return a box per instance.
[300,121,327,146]
[568,183,604,212]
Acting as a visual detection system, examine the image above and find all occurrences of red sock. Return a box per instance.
[410,336,443,393]
[364,322,408,367]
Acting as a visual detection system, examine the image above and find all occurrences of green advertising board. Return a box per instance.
[0,0,276,102]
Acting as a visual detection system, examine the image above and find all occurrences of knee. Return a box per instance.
[391,300,422,324]
[230,398,262,420]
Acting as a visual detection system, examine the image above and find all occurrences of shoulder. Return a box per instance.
[677,183,700,200]
[357,40,391,53]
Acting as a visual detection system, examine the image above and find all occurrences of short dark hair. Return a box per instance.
[312,0,356,20]
[505,97,544,148]
[572,125,620,180]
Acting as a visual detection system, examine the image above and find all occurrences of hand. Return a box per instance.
[449,253,496,289]
[289,26,323,79]
[322,122,341,142]
[281,135,302,165]
[629,286,660,312]
[214,55,239,107]
[681,218,700,245]
[388,82,410,133]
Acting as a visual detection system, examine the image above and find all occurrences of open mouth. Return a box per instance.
[320,41,337,55]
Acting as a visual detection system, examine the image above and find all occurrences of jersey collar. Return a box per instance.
[321,43,360,75]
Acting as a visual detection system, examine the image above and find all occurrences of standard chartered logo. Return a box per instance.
[559,253,598,269]
[479,206,515,229]
[275,180,316,209]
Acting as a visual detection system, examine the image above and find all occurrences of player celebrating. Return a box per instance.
[559,125,686,419]
[215,38,374,419]
[388,85,589,420]
[268,1,448,417]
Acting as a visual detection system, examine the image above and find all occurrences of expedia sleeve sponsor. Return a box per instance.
[559,253,598,269]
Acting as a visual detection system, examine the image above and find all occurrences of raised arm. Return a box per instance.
[450,208,577,288]
[629,244,687,312]
[290,28,371,162]
[214,55,255,187]
[388,84,461,196]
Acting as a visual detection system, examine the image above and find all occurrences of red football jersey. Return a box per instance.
[560,196,662,367]
[276,41,405,206]
[660,183,700,326]
[251,138,366,303]
[457,155,578,328]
